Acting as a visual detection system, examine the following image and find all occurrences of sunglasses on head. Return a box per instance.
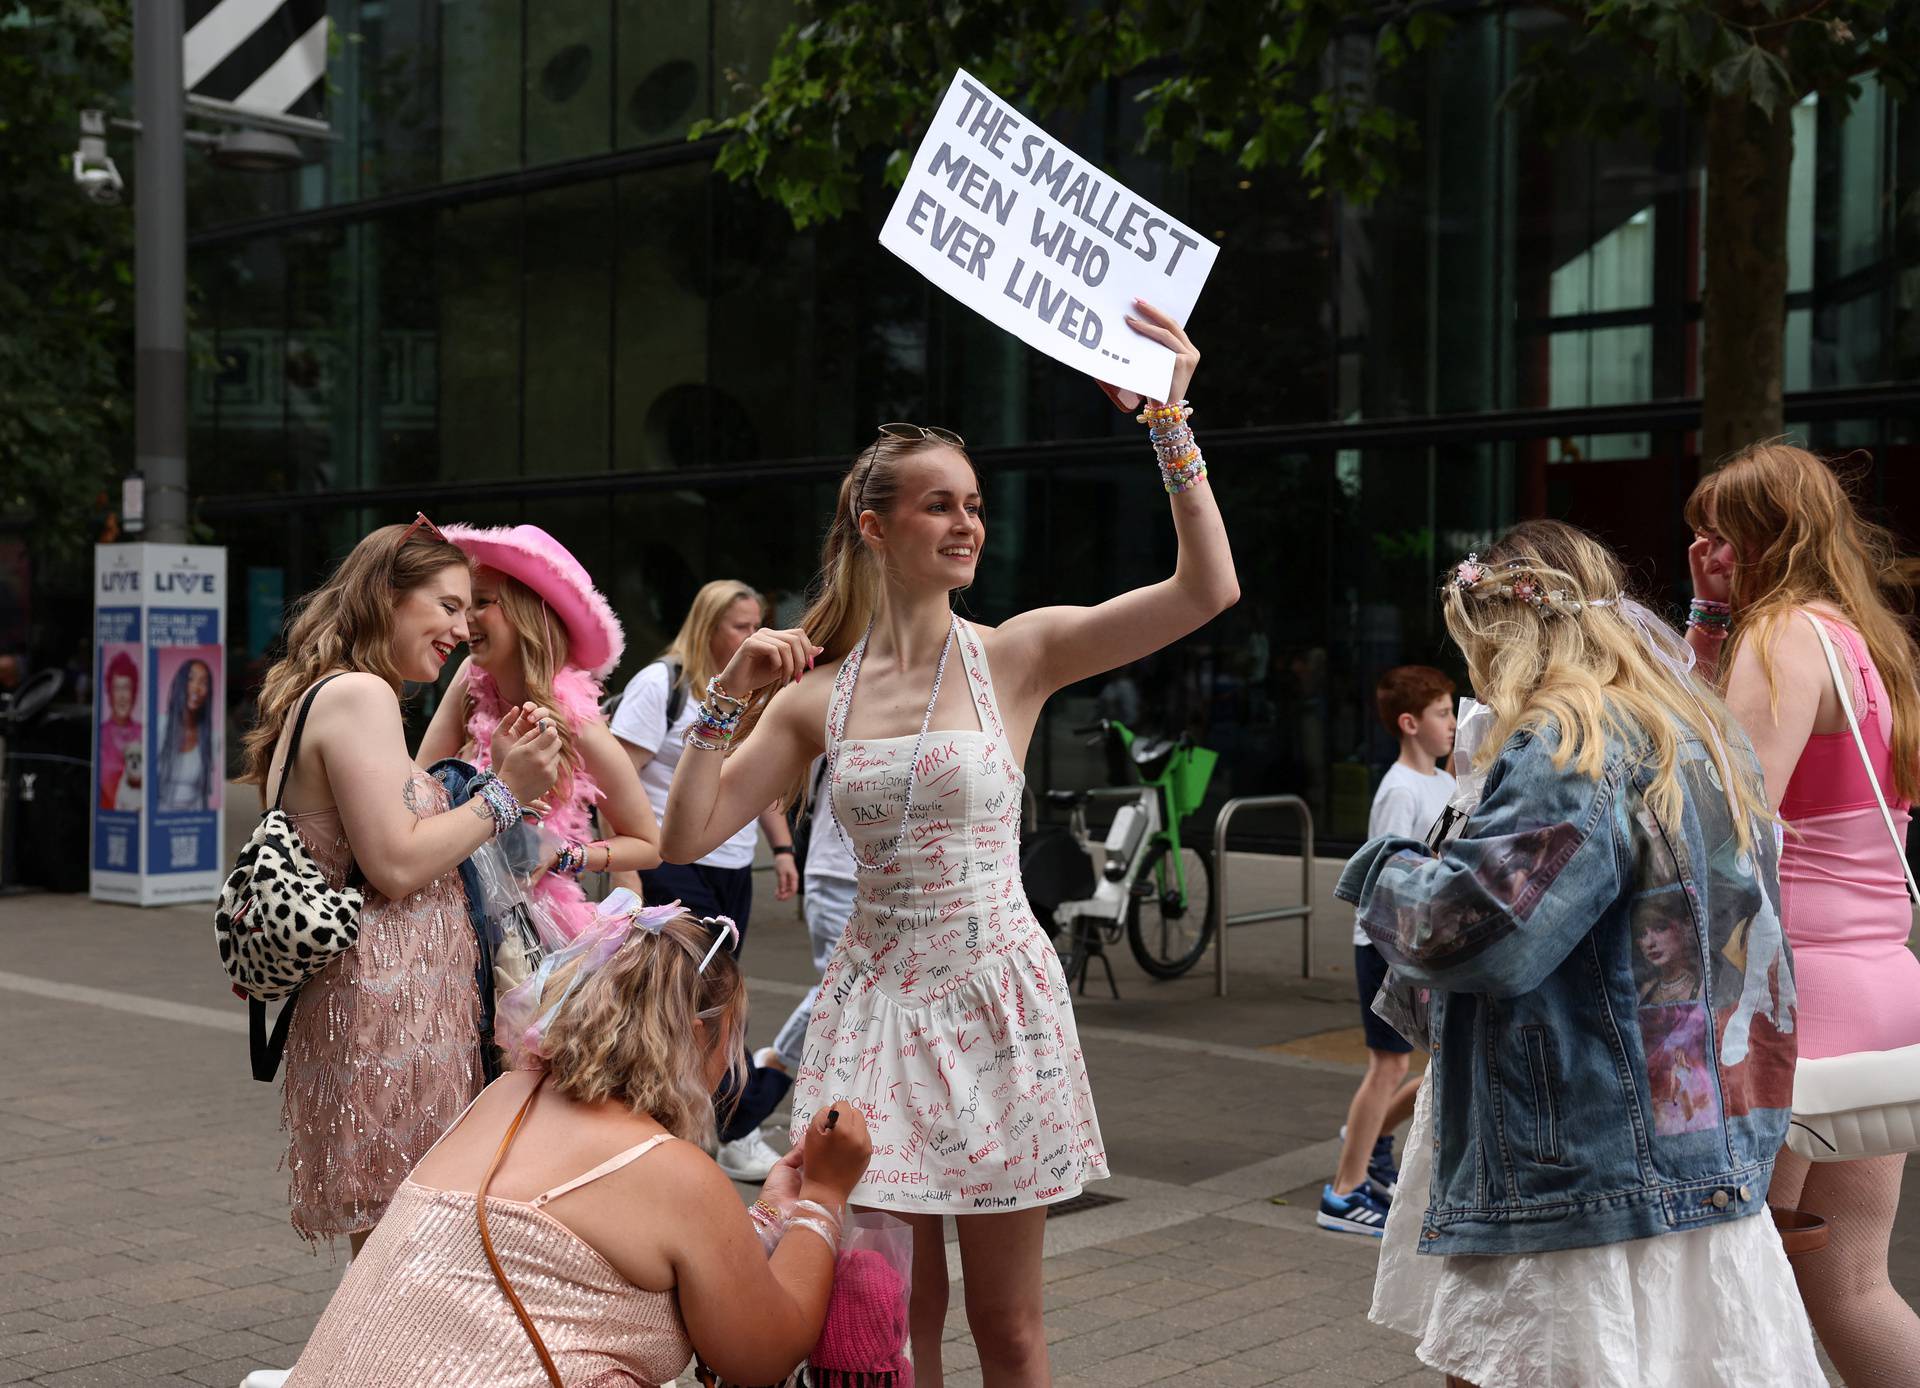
[876,422,965,447]
[855,424,968,522]
[400,511,446,544]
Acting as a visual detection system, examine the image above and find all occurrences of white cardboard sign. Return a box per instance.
[879,69,1219,404]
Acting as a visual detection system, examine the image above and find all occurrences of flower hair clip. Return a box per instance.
[1446,555,1590,614]
[1451,553,1488,590]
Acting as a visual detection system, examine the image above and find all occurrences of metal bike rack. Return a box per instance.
[1211,795,1315,995]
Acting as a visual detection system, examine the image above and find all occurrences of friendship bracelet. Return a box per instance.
[684,726,729,752]
[469,772,522,837]
[1691,598,1731,614]
[703,676,748,717]
[554,840,588,877]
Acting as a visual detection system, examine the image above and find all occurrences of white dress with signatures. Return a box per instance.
[788,618,1110,1212]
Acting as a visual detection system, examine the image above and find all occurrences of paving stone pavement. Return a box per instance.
[0,874,1911,1387]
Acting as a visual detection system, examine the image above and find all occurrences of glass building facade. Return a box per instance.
[183,1,1920,844]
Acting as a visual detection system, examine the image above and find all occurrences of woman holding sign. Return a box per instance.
[661,301,1233,1383]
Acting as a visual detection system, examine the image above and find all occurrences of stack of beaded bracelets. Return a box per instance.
[1687,598,1732,639]
[748,1197,843,1255]
[554,840,609,877]
[1137,399,1206,494]
[685,676,747,752]
[470,771,523,836]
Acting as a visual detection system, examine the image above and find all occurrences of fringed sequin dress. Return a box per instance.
[281,772,484,1246]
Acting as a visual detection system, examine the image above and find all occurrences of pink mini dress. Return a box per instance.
[1778,614,1919,1061]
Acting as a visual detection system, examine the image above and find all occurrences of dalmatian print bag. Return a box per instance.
[214,676,363,1081]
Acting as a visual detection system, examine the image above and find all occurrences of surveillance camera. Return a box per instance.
[73,109,123,206]
[73,159,124,205]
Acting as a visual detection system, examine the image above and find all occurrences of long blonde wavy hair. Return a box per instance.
[472,568,581,800]
[1444,520,1767,851]
[241,522,470,787]
[659,578,763,707]
[734,432,975,806]
[524,911,748,1148]
[1686,442,1920,803]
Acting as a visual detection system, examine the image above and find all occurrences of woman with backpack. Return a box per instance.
[609,578,799,1181]
[238,515,562,1253]
[416,523,663,942]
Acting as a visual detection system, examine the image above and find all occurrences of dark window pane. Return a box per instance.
[526,183,612,472]
[441,0,523,179]
[527,0,611,165]
[438,198,522,478]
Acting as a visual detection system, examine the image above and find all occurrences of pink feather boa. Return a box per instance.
[464,662,607,941]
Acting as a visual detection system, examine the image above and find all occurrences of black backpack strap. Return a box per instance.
[253,672,354,1084]
[250,995,301,1083]
[662,660,687,731]
[273,673,347,811]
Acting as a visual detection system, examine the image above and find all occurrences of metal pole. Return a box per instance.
[135,0,189,543]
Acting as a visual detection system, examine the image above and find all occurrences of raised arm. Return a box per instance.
[312,674,560,899]
[996,301,1238,697]
[660,636,828,864]
[1721,612,1824,813]
[413,658,471,767]
[576,717,663,873]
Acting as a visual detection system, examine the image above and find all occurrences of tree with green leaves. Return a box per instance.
[695,1,1919,466]
[0,1,134,568]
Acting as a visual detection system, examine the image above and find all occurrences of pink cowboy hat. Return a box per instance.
[441,523,625,677]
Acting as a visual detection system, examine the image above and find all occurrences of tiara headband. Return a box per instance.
[1447,553,1618,614]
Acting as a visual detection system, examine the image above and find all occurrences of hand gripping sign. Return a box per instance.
[879,69,1219,406]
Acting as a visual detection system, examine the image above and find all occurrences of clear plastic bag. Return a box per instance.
[469,825,570,994]
[806,1211,914,1387]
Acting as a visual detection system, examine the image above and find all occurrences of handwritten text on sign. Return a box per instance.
[879,70,1219,404]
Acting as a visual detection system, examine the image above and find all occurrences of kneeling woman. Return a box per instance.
[286,898,873,1387]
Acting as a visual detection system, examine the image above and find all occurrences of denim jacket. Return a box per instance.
[1336,716,1797,1256]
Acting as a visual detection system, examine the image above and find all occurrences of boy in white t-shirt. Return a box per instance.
[1318,666,1457,1236]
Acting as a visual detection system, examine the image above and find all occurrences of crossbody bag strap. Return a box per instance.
[253,672,359,1085]
[273,674,348,811]
[478,1076,565,1388]
[1804,612,1920,904]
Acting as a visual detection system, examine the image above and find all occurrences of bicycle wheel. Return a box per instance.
[1126,839,1215,978]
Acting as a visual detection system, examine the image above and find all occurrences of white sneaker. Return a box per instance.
[717,1127,783,1182]
[754,1045,791,1075]
[240,1373,292,1388]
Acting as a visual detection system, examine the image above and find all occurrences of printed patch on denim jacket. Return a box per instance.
[1371,821,1587,973]
[1629,748,1797,1137]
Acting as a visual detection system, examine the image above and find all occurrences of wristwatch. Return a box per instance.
[771,845,795,856]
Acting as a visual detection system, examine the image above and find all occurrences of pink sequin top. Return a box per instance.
[287,1098,693,1387]
[1778,614,1919,1060]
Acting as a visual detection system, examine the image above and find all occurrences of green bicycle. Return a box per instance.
[1020,720,1218,993]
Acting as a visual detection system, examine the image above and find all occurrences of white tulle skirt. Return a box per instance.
[1370,1074,1826,1387]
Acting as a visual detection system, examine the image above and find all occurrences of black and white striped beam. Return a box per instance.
[184,0,328,126]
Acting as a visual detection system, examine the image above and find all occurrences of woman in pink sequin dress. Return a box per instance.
[418,524,662,941]
[661,304,1238,1384]
[240,516,563,1254]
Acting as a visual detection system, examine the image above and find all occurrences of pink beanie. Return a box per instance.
[808,1247,912,1386]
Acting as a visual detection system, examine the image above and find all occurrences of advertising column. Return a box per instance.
[90,544,227,906]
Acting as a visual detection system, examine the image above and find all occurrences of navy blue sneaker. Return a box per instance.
[1316,1183,1390,1237]
[1367,1134,1400,1202]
